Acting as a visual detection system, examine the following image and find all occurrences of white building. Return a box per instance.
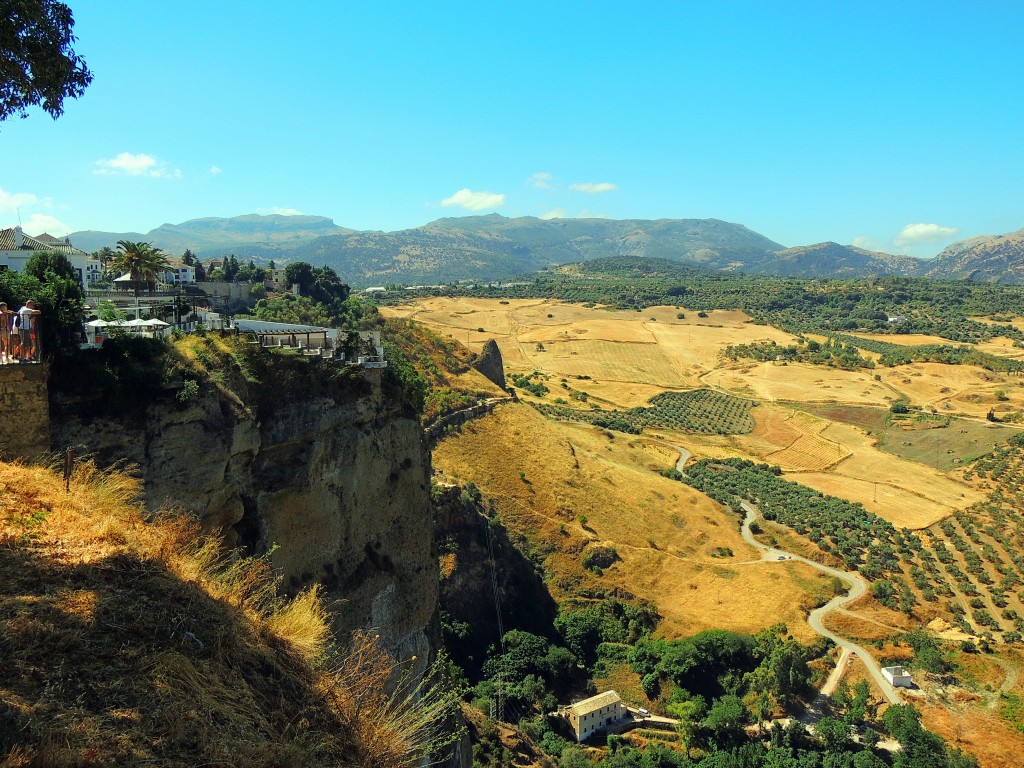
[0,226,99,286]
[163,258,197,285]
[563,691,629,742]
[881,666,913,688]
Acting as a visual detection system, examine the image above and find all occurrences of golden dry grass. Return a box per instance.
[919,700,1024,768]
[383,299,799,407]
[0,460,456,768]
[433,402,830,641]
[394,298,985,531]
[878,362,1024,418]
[703,362,894,405]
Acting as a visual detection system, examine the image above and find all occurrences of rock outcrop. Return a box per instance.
[472,338,506,391]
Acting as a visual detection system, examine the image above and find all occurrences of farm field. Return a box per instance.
[794,403,1018,472]
[384,299,798,401]
[877,362,1024,419]
[702,361,895,405]
[390,298,989,529]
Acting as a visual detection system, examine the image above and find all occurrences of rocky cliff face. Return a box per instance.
[471,339,507,391]
[433,484,558,679]
[50,368,437,670]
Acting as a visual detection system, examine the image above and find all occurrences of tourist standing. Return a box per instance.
[0,303,10,363]
[16,300,40,362]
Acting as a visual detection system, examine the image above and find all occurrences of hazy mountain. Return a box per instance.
[69,212,1024,284]
[916,228,1024,282]
[751,242,921,278]
[70,214,350,254]
[233,215,787,283]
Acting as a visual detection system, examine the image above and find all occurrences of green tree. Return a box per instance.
[0,0,93,122]
[16,250,84,355]
[667,694,707,757]
[814,716,851,752]
[115,240,169,296]
[284,261,315,294]
[703,694,746,749]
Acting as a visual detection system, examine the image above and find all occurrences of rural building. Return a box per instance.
[563,690,629,742]
[881,666,913,688]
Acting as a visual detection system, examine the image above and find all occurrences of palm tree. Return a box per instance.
[116,240,170,296]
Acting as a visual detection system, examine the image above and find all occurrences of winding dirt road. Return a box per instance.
[737,501,901,706]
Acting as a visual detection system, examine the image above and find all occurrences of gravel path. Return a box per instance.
[738,501,901,706]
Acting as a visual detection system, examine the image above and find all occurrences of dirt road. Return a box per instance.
[738,501,901,706]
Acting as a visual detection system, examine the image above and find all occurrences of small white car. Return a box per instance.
[638,708,650,717]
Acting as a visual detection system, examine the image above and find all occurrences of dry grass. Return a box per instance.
[703,362,894,405]
[433,402,828,641]
[878,361,1024,419]
[0,459,457,768]
[382,299,799,407]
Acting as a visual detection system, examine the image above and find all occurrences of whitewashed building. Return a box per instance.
[881,666,913,688]
[564,691,629,742]
[0,226,99,286]
[163,258,197,285]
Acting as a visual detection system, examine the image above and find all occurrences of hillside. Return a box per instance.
[0,460,456,767]
[752,241,921,277]
[918,228,1024,282]
[73,213,788,282]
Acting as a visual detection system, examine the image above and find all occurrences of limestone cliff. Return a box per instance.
[471,338,507,391]
[50,363,436,673]
[433,484,558,680]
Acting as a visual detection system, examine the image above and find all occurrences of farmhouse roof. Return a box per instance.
[568,691,621,717]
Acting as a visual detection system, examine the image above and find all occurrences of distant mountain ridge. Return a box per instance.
[917,228,1024,283]
[70,213,1024,284]
[70,214,350,254]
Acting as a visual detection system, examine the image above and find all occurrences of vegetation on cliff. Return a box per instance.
[383,317,507,425]
[50,331,370,419]
[0,459,459,767]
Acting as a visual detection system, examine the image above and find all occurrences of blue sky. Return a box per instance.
[3,1,1023,258]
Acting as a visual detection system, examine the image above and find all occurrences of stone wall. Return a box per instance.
[0,364,49,460]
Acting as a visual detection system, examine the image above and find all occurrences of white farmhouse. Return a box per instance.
[881,665,913,688]
[564,690,629,742]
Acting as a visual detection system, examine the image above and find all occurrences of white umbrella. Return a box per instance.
[144,318,170,326]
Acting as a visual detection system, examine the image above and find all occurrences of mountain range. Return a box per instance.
[70,214,1024,285]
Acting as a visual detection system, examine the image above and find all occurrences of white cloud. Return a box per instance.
[25,214,70,237]
[94,152,181,178]
[209,165,222,176]
[256,206,304,216]
[893,223,959,246]
[570,182,617,194]
[852,235,884,251]
[0,188,38,214]
[540,209,567,220]
[528,172,554,190]
[441,188,506,211]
